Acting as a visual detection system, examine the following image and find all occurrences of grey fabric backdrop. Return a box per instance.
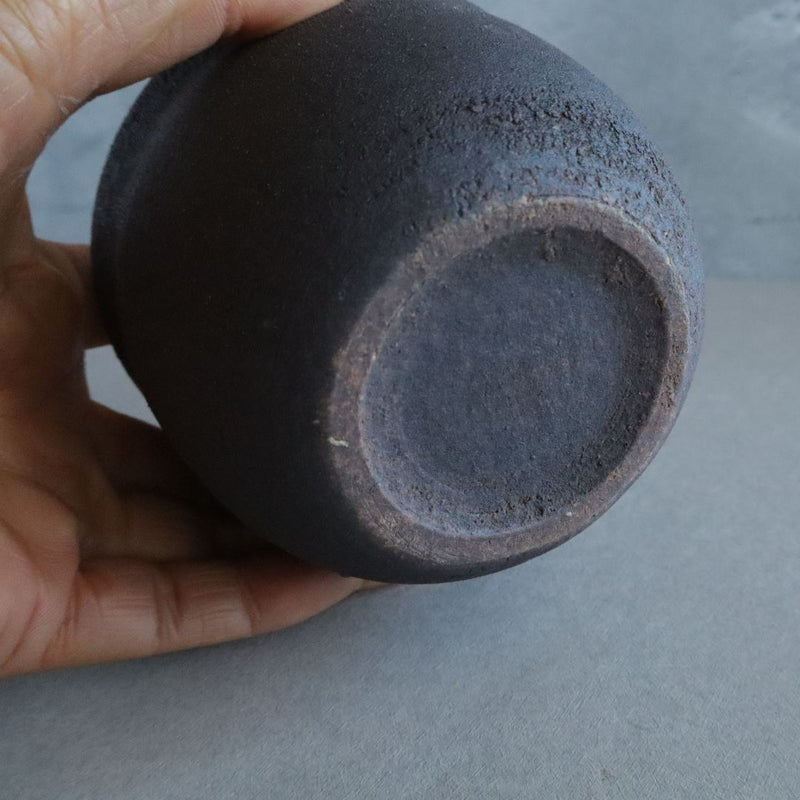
[3,2,800,798]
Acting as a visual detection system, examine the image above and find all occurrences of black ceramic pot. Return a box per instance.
[93,0,704,583]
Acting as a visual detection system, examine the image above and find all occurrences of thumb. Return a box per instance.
[0,0,342,174]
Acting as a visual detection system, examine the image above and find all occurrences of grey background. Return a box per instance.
[3,1,800,798]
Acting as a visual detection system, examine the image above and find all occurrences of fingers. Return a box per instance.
[0,0,343,173]
[87,402,213,503]
[83,401,296,562]
[38,552,364,671]
[81,491,229,562]
[84,480,280,563]
[81,401,229,560]
[35,241,109,348]
[51,243,107,349]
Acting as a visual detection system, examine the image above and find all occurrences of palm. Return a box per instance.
[0,200,362,677]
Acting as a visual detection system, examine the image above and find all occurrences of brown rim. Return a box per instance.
[323,196,691,575]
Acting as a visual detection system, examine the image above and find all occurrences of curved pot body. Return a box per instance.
[93,0,704,582]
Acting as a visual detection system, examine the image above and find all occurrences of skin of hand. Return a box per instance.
[0,0,376,678]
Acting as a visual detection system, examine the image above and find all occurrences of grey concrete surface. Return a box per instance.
[26,0,800,279]
[3,278,800,799]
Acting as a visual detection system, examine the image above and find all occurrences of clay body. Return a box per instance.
[92,0,704,582]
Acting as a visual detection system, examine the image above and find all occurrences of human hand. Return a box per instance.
[0,0,364,678]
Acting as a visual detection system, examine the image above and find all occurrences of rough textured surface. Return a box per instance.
[92,0,702,581]
[358,226,667,531]
[3,278,800,798]
[481,0,800,281]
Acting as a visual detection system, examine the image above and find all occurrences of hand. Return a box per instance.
[0,0,363,678]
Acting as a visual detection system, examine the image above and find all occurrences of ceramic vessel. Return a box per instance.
[92,0,704,582]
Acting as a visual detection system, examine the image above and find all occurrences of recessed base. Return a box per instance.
[326,199,689,580]
[360,223,667,533]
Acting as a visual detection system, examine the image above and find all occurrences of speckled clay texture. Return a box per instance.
[93,0,704,582]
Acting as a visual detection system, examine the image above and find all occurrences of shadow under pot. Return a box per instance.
[92,0,704,583]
